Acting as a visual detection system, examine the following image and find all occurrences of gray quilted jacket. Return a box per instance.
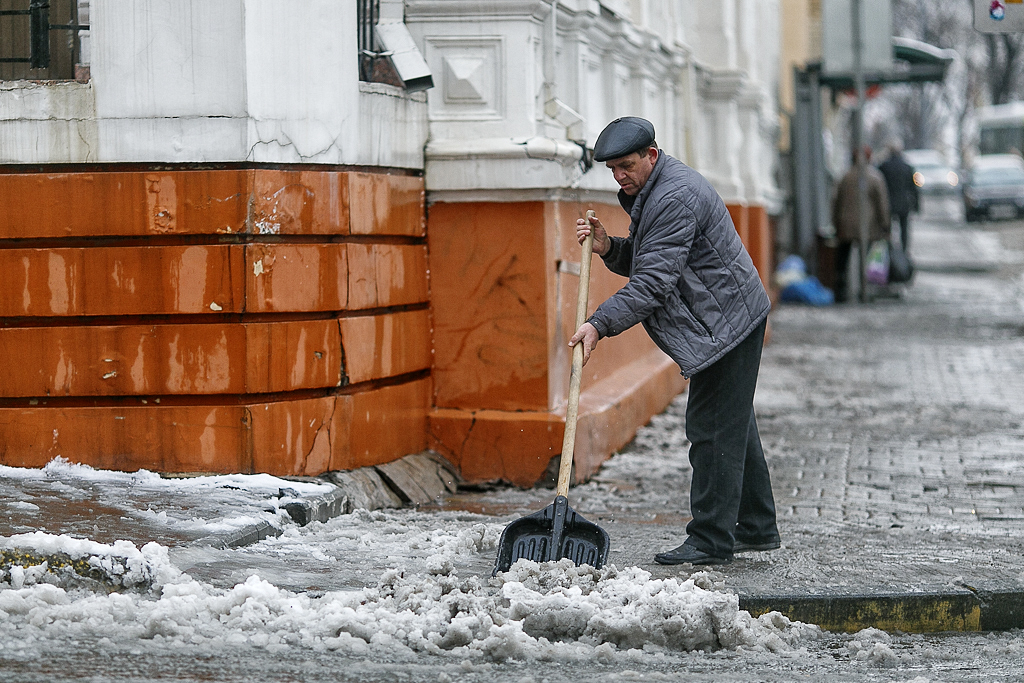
[587,152,771,378]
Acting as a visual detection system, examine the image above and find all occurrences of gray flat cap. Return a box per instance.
[593,117,656,162]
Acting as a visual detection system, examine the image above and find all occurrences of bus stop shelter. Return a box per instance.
[789,37,956,273]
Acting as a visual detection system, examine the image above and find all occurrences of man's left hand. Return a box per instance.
[569,322,599,366]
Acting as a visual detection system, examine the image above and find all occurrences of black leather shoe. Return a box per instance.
[733,538,781,553]
[654,544,732,566]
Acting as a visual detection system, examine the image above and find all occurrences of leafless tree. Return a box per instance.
[985,32,1024,104]
[870,0,1024,163]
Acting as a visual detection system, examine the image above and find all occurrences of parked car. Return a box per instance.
[903,149,960,194]
[962,154,1024,222]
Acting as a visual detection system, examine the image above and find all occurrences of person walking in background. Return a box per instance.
[878,141,919,251]
[570,117,779,566]
[831,146,890,303]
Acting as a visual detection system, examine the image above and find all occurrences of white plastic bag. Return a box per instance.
[865,240,889,285]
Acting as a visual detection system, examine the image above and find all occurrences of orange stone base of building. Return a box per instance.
[0,168,774,488]
[428,349,685,487]
[0,167,431,477]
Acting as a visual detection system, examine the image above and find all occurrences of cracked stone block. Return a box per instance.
[393,452,460,499]
[339,309,432,384]
[375,457,438,505]
[347,379,430,470]
[324,468,402,511]
[250,396,338,477]
[420,450,462,494]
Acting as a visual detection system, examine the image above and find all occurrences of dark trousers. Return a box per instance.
[895,212,910,250]
[834,240,854,303]
[683,319,778,558]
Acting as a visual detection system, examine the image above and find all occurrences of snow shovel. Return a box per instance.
[493,210,611,575]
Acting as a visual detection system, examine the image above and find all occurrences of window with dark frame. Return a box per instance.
[0,0,88,81]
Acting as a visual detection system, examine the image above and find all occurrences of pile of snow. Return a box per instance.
[0,532,181,590]
[0,528,819,662]
[846,627,899,668]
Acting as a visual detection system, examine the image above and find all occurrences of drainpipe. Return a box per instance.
[542,0,585,142]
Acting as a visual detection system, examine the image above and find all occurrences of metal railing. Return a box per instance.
[0,0,88,79]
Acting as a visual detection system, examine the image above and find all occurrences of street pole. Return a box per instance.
[852,0,869,303]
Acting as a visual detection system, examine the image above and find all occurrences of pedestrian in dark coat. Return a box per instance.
[878,142,919,251]
[831,146,890,302]
[570,117,779,566]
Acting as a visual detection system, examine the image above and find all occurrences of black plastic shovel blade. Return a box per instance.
[493,495,610,575]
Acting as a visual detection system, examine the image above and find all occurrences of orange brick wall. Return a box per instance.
[427,199,773,487]
[0,169,429,476]
[427,199,687,486]
[727,203,774,289]
[0,168,774,485]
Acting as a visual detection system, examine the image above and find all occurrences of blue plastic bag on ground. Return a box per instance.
[780,276,835,306]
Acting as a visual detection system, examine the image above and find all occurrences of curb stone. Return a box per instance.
[739,585,1024,633]
[282,486,350,526]
[192,519,284,549]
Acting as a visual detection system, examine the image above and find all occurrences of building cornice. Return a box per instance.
[426,136,583,163]
[405,0,554,23]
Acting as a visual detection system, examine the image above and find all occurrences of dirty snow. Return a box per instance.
[0,457,333,496]
[0,524,819,664]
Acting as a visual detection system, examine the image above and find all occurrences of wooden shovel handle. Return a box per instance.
[557,210,595,498]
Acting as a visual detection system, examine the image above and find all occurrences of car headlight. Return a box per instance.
[947,171,959,187]
[913,172,924,187]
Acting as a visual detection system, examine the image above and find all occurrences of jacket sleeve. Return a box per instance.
[600,235,633,277]
[587,196,693,338]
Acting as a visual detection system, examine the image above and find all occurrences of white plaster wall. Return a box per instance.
[1,0,783,206]
[0,0,426,168]
[692,0,737,70]
[0,83,98,163]
[410,0,785,200]
[93,0,247,119]
[244,0,360,164]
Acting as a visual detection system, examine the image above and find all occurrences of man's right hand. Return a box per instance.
[576,213,611,257]
[569,322,600,366]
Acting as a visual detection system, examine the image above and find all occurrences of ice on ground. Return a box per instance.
[0,528,819,663]
[0,456,334,497]
[0,532,181,590]
[847,627,899,668]
[0,457,332,541]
